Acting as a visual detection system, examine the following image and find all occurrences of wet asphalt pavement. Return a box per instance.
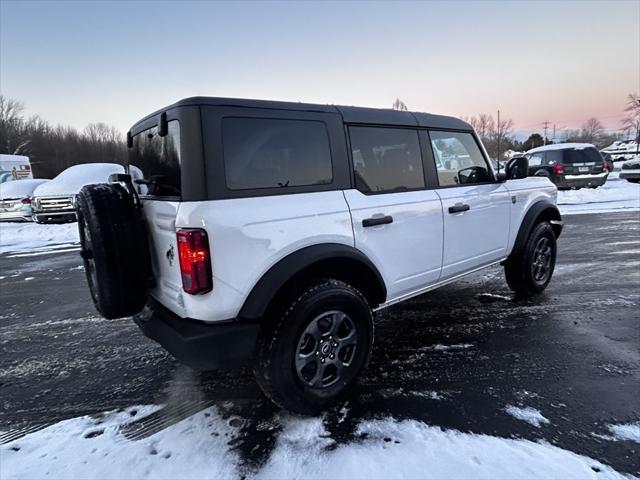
[0,211,639,475]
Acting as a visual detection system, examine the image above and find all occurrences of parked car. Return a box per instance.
[601,140,639,162]
[525,143,607,189]
[619,156,640,183]
[600,152,615,173]
[76,97,562,414]
[32,163,144,223]
[0,154,33,182]
[0,179,49,221]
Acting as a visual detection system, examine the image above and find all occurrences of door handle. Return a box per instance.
[448,203,470,214]
[362,215,393,227]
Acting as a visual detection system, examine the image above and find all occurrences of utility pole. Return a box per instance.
[497,109,501,164]
[542,120,550,145]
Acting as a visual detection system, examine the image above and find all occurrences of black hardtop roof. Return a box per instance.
[132,96,472,131]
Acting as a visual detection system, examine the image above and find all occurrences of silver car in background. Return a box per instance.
[0,179,50,222]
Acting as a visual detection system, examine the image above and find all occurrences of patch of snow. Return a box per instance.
[0,406,240,480]
[0,222,79,254]
[558,173,640,215]
[527,142,595,154]
[0,406,632,479]
[505,405,550,427]
[608,422,640,443]
[23,277,34,281]
[257,417,625,480]
[428,343,474,351]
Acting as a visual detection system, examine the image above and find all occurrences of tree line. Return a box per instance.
[0,95,126,179]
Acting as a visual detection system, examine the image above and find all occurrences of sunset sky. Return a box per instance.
[1,0,638,136]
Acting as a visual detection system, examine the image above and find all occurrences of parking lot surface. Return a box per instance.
[0,211,638,475]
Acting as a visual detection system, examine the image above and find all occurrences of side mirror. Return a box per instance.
[506,156,529,180]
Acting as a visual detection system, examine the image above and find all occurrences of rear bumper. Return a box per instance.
[0,210,31,222]
[555,173,608,189]
[33,210,77,223]
[133,298,260,371]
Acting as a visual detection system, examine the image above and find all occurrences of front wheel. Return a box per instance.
[253,279,373,414]
[505,222,557,297]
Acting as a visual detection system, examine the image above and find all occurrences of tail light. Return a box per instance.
[21,197,32,205]
[24,165,31,171]
[553,163,565,175]
[176,228,212,295]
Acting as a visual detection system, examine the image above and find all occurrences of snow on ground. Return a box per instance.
[608,422,640,443]
[0,222,79,254]
[1,407,629,480]
[505,405,550,427]
[558,173,640,215]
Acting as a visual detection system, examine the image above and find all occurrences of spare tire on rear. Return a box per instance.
[76,183,149,319]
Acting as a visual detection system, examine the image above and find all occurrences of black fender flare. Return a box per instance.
[508,200,563,261]
[238,243,387,320]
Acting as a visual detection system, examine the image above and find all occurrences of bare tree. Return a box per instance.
[0,95,29,154]
[392,98,408,111]
[83,122,122,144]
[464,112,514,159]
[622,93,640,154]
[581,117,605,144]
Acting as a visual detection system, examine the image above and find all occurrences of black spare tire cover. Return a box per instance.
[76,183,149,319]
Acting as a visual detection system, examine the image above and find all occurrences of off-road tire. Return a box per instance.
[76,183,149,319]
[504,221,556,297]
[253,279,373,414]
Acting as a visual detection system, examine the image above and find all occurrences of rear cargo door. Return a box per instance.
[562,147,605,175]
[129,120,185,316]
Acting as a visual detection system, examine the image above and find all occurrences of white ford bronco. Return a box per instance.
[77,97,562,413]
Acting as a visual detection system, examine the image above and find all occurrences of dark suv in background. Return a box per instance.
[525,143,607,189]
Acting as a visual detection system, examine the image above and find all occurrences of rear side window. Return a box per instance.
[222,118,333,190]
[563,147,603,164]
[349,127,424,193]
[429,131,492,187]
[128,121,181,197]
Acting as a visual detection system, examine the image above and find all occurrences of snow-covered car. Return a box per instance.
[619,157,640,183]
[601,140,639,161]
[32,163,143,223]
[0,154,33,182]
[0,179,49,221]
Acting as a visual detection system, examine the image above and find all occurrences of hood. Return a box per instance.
[0,179,49,200]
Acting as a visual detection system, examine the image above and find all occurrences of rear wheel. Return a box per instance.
[253,279,373,414]
[505,221,557,297]
[534,169,550,177]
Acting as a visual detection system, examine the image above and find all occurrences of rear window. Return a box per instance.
[128,121,181,197]
[222,118,333,190]
[563,147,602,164]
